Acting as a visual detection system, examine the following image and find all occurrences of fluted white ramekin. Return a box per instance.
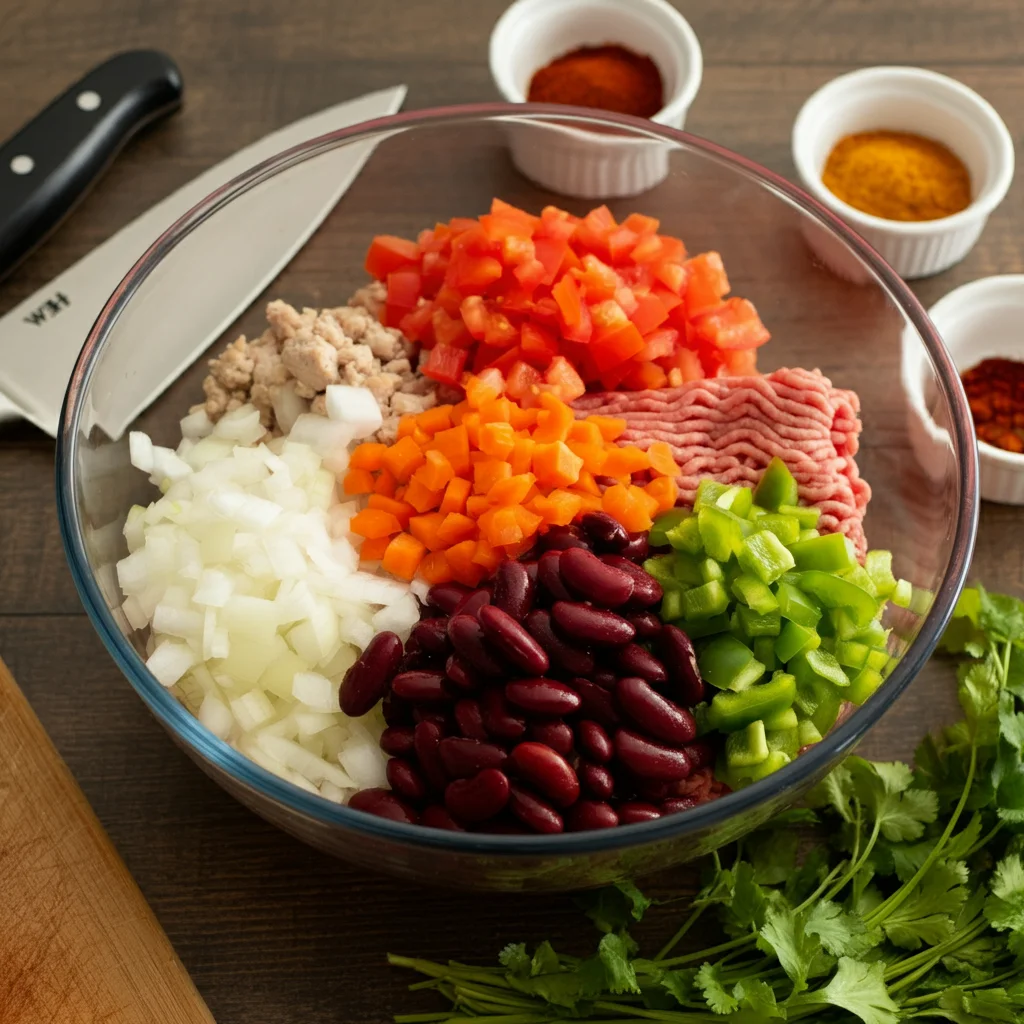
[792,67,1014,280]
[489,0,702,199]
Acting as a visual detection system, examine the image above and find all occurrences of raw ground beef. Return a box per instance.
[574,367,871,557]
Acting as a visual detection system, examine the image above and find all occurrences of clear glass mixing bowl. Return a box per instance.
[56,105,978,891]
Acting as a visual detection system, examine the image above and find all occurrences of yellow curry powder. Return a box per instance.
[821,130,971,221]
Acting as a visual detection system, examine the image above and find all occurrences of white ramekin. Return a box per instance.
[902,275,1024,504]
[792,67,1014,280]
[489,0,703,199]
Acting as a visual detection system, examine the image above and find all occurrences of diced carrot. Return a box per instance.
[465,494,492,518]
[645,476,679,513]
[413,449,455,491]
[373,469,397,498]
[462,411,481,448]
[488,473,536,506]
[416,405,454,435]
[567,441,608,475]
[382,532,427,581]
[471,538,503,572]
[568,420,603,446]
[602,483,654,533]
[419,550,454,584]
[349,442,387,471]
[439,477,471,515]
[647,441,679,477]
[359,536,391,562]
[510,437,536,475]
[532,441,584,488]
[409,512,447,552]
[478,505,524,547]
[342,468,375,495]
[382,435,426,483]
[428,425,471,475]
[587,415,628,441]
[478,397,514,425]
[397,416,418,440]
[528,489,583,527]
[350,508,402,539]
[531,392,576,443]
[509,403,538,430]
[478,421,516,459]
[634,484,661,519]
[449,401,470,426]
[437,512,478,547]
[575,469,602,496]
[602,446,651,479]
[445,540,485,587]
[570,490,605,514]
[474,459,512,495]
[367,494,415,529]
[465,368,506,409]
[502,538,536,559]
[513,503,544,535]
[403,476,443,514]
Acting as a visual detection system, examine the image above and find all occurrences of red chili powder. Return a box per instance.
[527,44,664,119]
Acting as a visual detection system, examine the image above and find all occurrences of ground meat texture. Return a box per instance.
[574,367,871,557]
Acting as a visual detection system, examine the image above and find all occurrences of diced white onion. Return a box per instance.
[146,641,196,687]
[129,432,154,473]
[324,384,384,438]
[291,671,338,712]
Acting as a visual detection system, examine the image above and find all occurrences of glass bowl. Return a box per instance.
[56,104,978,891]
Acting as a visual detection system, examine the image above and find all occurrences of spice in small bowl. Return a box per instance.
[961,357,1024,454]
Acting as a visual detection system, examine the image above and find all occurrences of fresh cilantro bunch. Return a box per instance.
[391,585,1024,1024]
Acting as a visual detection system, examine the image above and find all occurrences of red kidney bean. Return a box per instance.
[505,678,581,716]
[445,654,483,692]
[339,631,403,716]
[349,788,419,824]
[578,761,615,800]
[479,605,550,675]
[525,609,595,677]
[509,742,580,808]
[600,555,663,607]
[381,693,413,727]
[662,796,699,814]
[560,548,634,608]
[537,550,573,602]
[438,737,508,779]
[522,560,539,585]
[616,677,697,744]
[614,728,692,781]
[452,588,492,620]
[580,511,629,552]
[576,720,613,763]
[574,678,621,728]
[448,615,504,676]
[427,582,470,615]
[568,800,619,830]
[413,721,448,792]
[412,708,452,729]
[508,783,564,834]
[632,777,674,802]
[616,643,668,683]
[628,611,664,640]
[552,601,636,646]
[386,757,428,802]
[481,688,527,740]
[421,804,465,831]
[380,725,416,757]
[540,524,590,551]
[618,801,662,824]
[683,739,717,772]
[620,532,650,563]
[444,769,510,822]
[392,670,450,704]
[529,719,574,756]
[411,617,452,657]
[478,820,530,835]
[658,625,705,706]
[454,698,489,740]
[590,669,618,689]
[492,560,535,621]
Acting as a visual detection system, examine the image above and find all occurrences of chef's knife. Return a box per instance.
[0,84,407,436]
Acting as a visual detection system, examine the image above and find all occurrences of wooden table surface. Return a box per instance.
[2,0,1023,1020]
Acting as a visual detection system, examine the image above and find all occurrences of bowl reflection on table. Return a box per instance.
[57,104,977,891]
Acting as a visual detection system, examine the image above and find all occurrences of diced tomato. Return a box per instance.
[387,269,422,311]
[598,360,635,391]
[629,291,669,335]
[521,322,560,366]
[531,296,561,326]
[590,299,630,331]
[365,234,419,279]
[623,212,660,235]
[563,300,593,344]
[506,360,543,399]
[630,234,664,264]
[460,295,488,340]
[432,306,472,347]
[684,251,730,315]
[624,360,668,390]
[490,198,539,229]
[421,250,449,291]
[447,252,503,294]
[689,297,771,350]
[421,343,468,387]
[489,344,525,376]
[591,321,645,371]
[536,205,578,242]
[434,284,463,315]
[513,258,546,291]
[723,348,758,375]
[659,347,704,383]
[607,227,640,264]
[658,236,687,263]
[484,312,519,349]
[573,204,617,259]
[576,254,620,301]
[651,283,684,313]
[533,237,569,284]
[552,274,583,328]
[637,327,678,361]
[398,302,435,344]
[614,286,639,316]
[543,355,586,402]
[653,260,688,295]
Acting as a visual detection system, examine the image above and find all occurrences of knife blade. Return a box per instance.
[0,85,407,437]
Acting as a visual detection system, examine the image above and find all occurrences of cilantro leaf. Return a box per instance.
[792,957,899,1024]
[597,932,640,994]
[575,881,650,933]
[850,758,938,841]
[531,940,560,976]
[785,847,830,905]
[882,860,969,950]
[805,899,880,957]
[695,963,738,1014]
[748,828,799,885]
[809,762,855,823]
[1006,644,1024,701]
[978,585,1024,644]
[992,739,1024,824]
[938,987,1021,1024]
[984,854,1024,957]
[756,904,823,993]
[959,654,1002,745]
[733,977,783,1018]
[498,942,530,974]
[659,968,696,1006]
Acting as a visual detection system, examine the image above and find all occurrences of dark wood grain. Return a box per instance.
[0,0,1021,1021]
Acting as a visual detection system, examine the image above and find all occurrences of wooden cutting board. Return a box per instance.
[0,656,216,1024]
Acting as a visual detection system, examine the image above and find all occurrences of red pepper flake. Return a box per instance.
[961,357,1024,454]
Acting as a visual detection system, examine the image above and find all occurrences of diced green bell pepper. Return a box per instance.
[864,550,897,598]
[672,550,704,586]
[779,503,821,528]
[789,532,855,572]
[834,638,870,670]
[866,648,890,672]
[910,586,934,616]
[748,504,769,520]
[891,579,913,608]
[737,605,782,637]
[698,506,748,561]
[743,749,792,781]
[694,480,737,511]
[650,509,691,547]
[738,529,796,585]
[732,573,779,614]
[700,557,725,583]
[706,670,797,732]
[726,720,769,768]
[660,587,685,622]
[753,636,777,672]
[853,619,889,648]
[698,634,766,691]
[721,485,754,518]
[643,554,675,584]
[775,620,821,662]
[684,613,732,639]
[798,529,821,541]
[794,675,842,734]
[848,666,884,705]
[756,513,801,546]
[767,726,800,758]
[666,516,704,554]
[840,564,878,597]
[798,570,880,627]
[790,648,850,689]
[775,581,822,627]
[819,635,836,654]
[763,705,798,730]
[682,579,730,620]
[752,456,799,511]
[797,718,823,746]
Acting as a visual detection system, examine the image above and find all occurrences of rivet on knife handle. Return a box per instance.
[0,49,184,280]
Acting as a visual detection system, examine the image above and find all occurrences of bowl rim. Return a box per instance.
[791,65,1015,236]
[56,102,979,856]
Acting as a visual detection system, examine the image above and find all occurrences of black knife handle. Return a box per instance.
[0,50,183,279]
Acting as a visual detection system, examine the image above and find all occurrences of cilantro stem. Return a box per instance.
[654,907,705,961]
[967,820,1003,857]
[658,933,755,967]
[591,1001,719,1022]
[899,967,1024,1006]
[794,859,849,913]
[883,917,988,983]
